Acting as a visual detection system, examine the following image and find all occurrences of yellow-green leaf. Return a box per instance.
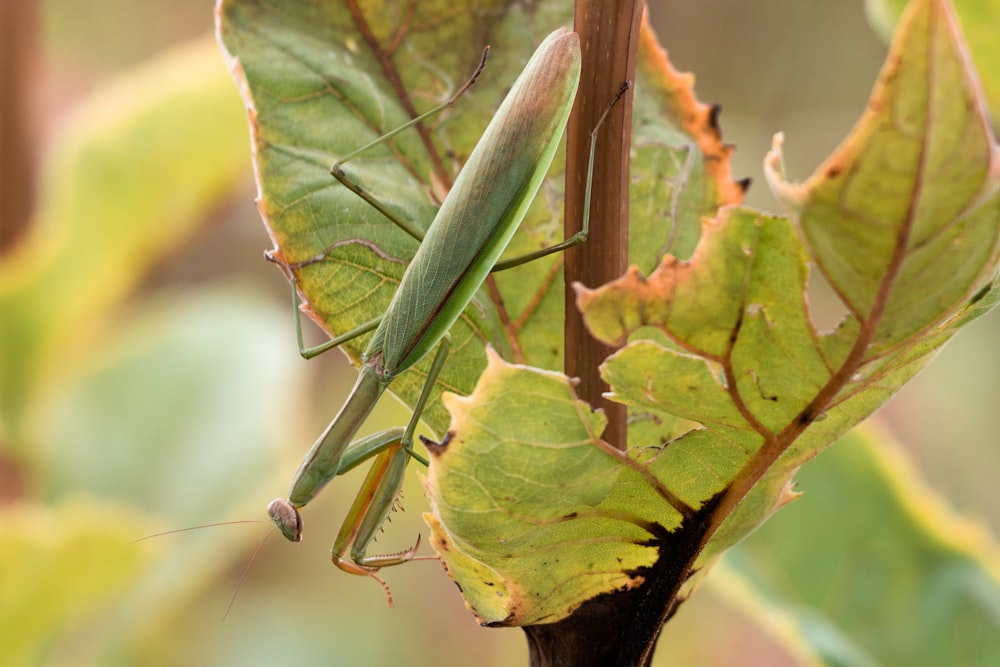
[424,349,683,626]
[0,501,153,666]
[866,0,1000,115]
[768,0,1000,353]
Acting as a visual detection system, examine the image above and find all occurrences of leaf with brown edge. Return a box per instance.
[579,208,834,566]
[575,0,1000,603]
[217,0,531,434]
[424,348,697,627]
[629,14,748,270]
[767,0,1000,354]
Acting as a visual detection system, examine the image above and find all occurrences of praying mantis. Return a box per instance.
[265,26,628,601]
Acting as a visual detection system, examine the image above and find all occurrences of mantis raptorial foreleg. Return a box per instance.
[265,28,630,600]
[267,428,417,605]
[267,340,448,601]
[330,439,415,604]
[269,337,450,535]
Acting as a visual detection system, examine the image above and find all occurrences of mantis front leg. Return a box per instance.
[269,427,420,606]
[268,339,449,541]
[282,340,450,604]
[331,437,417,606]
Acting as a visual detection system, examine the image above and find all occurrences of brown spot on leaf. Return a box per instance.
[420,431,453,458]
[707,103,722,136]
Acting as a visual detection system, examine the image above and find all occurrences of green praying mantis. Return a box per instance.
[265,27,629,601]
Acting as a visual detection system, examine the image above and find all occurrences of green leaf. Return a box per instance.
[41,290,302,524]
[426,0,1000,627]
[216,1,744,435]
[866,0,1000,116]
[424,349,683,626]
[0,37,250,450]
[769,0,1000,354]
[721,426,1000,667]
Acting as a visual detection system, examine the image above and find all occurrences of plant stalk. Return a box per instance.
[529,1,645,665]
[562,0,641,453]
[0,0,37,254]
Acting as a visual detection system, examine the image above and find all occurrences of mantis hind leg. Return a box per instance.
[324,338,451,604]
[490,81,632,272]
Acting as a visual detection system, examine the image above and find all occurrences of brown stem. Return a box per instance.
[0,0,37,254]
[563,0,641,453]
[526,2,643,666]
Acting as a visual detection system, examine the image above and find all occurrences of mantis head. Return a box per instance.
[267,498,303,542]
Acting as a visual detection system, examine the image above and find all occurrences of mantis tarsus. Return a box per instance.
[266,27,629,602]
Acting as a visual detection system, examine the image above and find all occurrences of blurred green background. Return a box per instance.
[1,1,997,665]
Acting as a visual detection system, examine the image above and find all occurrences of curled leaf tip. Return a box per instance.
[764,132,807,208]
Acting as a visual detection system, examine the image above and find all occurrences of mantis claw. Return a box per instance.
[334,535,423,608]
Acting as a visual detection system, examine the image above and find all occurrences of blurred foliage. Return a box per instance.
[0,38,251,447]
[723,426,1000,667]
[0,1,997,666]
